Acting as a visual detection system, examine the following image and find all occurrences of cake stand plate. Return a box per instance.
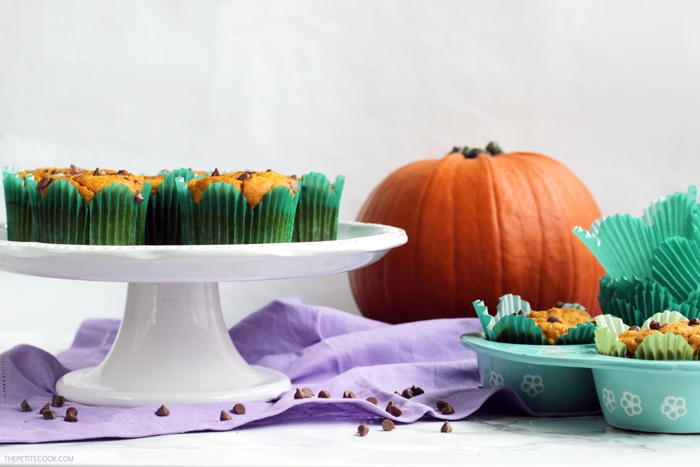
[0,222,407,407]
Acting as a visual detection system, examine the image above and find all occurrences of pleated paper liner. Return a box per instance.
[473,294,595,345]
[2,167,32,241]
[595,312,697,360]
[177,180,299,245]
[599,277,677,326]
[293,172,345,242]
[652,236,700,302]
[573,186,700,281]
[89,182,152,246]
[146,168,203,245]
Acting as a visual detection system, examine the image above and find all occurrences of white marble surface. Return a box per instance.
[3,331,700,467]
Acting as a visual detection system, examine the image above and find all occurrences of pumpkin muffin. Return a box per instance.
[528,307,596,344]
[618,319,700,357]
[27,168,151,245]
[3,165,86,241]
[177,169,300,244]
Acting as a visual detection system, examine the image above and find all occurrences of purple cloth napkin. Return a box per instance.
[1,298,536,444]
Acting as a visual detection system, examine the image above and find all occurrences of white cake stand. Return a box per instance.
[0,221,407,407]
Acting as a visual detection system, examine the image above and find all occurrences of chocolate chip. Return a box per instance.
[64,412,78,422]
[117,169,129,175]
[236,172,252,181]
[318,390,331,399]
[365,396,378,405]
[629,325,641,331]
[134,191,145,203]
[37,177,53,189]
[554,301,564,308]
[441,421,453,433]
[385,401,402,417]
[412,386,425,396]
[93,168,107,176]
[301,387,315,398]
[440,403,455,415]
[51,395,65,407]
[20,399,32,412]
[232,403,246,415]
[342,390,356,399]
[381,419,395,431]
[65,407,78,417]
[155,405,170,416]
[436,400,448,411]
[650,321,663,330]
[546,316,561,323]
[220,410,232,421]
[39,402,50,414]
[357,424,370,437]
[401,387,414,399]
[211,168,221,176]
[690,318,700,326]
[294,388,306,399]
[42,410,58,420]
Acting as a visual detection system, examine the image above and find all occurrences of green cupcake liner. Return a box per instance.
[293,172,345,242]
[250,185,299,244]
[146,169,200,245]
[27,177,89,244]
[635,333,696,361]
[89,182,151,246]
[2,167,32,241]
[652,237,700,302]
[594,326,628,358]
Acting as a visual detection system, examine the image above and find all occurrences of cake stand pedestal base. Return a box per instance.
[56,282,291,408]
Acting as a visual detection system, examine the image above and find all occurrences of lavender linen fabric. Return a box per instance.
[1,298,533,444]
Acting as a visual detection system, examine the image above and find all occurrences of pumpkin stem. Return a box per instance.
[451,142,503,158]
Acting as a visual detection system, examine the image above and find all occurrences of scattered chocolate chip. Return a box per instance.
[301,387,315,398]
[236,172,252,181]
[93,168,107,176]
[629,325,641,331]
[440,403,455,415]
[650,321,663,330]
[42,410,58,420]
[381,419,395,431]
[385,401,402,417]
[441,421,453,433]
[37,177,53,189]
[294,388,306,399]
[357,424,370,437]
[134,191,145,203]
[365,396,378,405]
[401,387,414,399]
[436,400,448,411]
[65,407,78,417]
[51,395,65,407]
[232,403,246,415]
[342,390,356,399]
[546,316,561,323]
[317,390,331,398]
[412,386,425,396]
[220,410,232,421]
[20,399,32,412]
[64,412,78,422]
[155,405,170,417]
[39,402,51,414]
[690,318,700,326]
[211,168,221,176]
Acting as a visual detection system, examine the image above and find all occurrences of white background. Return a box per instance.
[2,0,700,337]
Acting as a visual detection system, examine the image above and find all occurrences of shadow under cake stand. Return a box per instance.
[0,221,407,407]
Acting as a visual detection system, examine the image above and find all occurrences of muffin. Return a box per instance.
[177,169,300,244]
[27,168,151,245]
[474,294,596,345]
[3,165,85,241]
[596,312,700,360]
[293,172,345,242]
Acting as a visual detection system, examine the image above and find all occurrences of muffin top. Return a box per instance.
[528,307,594,344]
[140,174,166,195]
[19,165,85,181]
[187,169,299,207]
[618,319,700,356]
[38,168,145,204]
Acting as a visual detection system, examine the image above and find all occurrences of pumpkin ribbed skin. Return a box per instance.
[349,150,604,323]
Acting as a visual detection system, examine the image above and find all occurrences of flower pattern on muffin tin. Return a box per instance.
[521,374,545,397]
[602,388,616,413]
[661,396,688,421]
[488,371,505,388]
[620,392,643,416]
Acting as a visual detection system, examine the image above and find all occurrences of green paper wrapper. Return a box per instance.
[652,237,700,302]
[146,168,201,245]
[89,182,151,246]
[599,277,677,327]
[177,180,299,245]
[473,294,594,345]
[293,172,345,242]
[2,167,32,241]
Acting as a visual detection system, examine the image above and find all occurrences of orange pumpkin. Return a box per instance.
[349,143,604,323]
